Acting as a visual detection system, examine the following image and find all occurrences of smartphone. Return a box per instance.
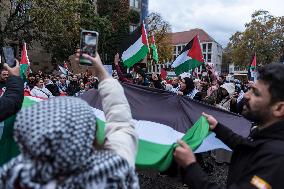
[79,30,99,66]
[2,47,15,67]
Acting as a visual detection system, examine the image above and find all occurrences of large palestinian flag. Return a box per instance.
[121,23,149,68]
[1,86,251,171]
[172,35,204,75]
[80,83,251,171]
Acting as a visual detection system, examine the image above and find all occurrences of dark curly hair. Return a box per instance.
[257,63,284,104]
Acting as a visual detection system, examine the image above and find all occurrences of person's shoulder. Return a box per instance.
[259,139,284,156]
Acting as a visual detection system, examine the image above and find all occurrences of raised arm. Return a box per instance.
[0,61,24,121]
[79,52,138,167]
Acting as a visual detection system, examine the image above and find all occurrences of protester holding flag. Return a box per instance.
[174,63,284,189]
[0,60,24,122]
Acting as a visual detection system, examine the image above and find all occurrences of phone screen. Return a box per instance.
[2,47,15,67]
[80,30,98,65]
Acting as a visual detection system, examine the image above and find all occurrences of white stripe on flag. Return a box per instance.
[122,36,144,61]
[172,50,191,67]
[92,108,230,152]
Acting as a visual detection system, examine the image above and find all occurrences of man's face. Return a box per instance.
[179,79,186,91]
[0,70,9,82]
[37,80,44,88]
[172,77,179,85]
[72,75,78,82]
[60,77,66,84]
[242,80,273,124]
[137,74,143,81]
[29,76,35,82]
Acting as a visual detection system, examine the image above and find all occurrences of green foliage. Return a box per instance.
[227,10,284,67]
[0,0,36,48]
[0,0,114,63]
[97,0,130,62]
[129,9,140,24]
[147,12,173,63]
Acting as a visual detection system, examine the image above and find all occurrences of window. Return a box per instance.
[177,46,181,52]
[173,46,176,54]
[129,25,137,32]
[202,44,206,52]
[203,54,206,61]
[130,0,140,8]
[207,54,212,62]
[182,45,186,49]
[208,43,212,53]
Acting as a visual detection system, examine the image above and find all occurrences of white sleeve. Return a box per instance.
[99,78,138,167]
[30,89,36,97]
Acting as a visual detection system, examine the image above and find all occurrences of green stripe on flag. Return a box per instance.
[123,45,148,68]
[136,116,209,171]
[0,97,39,166]
[0,116,19,166]
[136,139,173,170]
[175,59,203,76]
[20,64,29,81]
[95,118,106,145]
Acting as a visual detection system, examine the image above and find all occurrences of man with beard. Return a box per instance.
[0,61,24,121]
[0,69,9,94]
[174,63,284,189]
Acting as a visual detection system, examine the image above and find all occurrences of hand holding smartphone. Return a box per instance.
[79,29,99,66]
[2,47,16,68]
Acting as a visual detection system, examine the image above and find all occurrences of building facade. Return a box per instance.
[171,28,223,73]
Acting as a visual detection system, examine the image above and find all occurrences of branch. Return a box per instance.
[9,19,35,33]
[3,3,22,33]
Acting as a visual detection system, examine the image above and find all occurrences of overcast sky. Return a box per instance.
[149,0,283,47]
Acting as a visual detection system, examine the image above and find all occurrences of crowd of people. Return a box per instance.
[22,70,99,98]
[0,50,284,189]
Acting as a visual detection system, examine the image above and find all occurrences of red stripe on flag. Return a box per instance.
[188,36,204,63]
[141,23,148,45]
[251,54,257,67]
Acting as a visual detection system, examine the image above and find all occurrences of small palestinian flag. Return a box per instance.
[20,43,30,81]
[150,33,159,63]
[121,23,149,68]
[172,35,204,75]
[251,54,257,69]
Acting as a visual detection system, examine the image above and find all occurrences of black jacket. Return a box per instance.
[66,81,80,96]
[46,83,60,96]
[0,76,24,122]
[184,120,284,189]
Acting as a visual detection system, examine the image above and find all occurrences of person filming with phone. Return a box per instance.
[0,60,24,122]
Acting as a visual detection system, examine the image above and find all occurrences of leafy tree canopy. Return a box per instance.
[227,10,284,68]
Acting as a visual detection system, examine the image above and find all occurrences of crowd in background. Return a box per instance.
[16,54,253,119]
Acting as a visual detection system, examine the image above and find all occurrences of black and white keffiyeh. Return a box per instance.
[0,97,139,189]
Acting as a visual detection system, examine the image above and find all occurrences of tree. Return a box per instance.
[1,0,113,64]
[29,0,112,63]
[97,0,130,63]
[227,10,284,67]
[147,12,173,63]
[0,0,36,49]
